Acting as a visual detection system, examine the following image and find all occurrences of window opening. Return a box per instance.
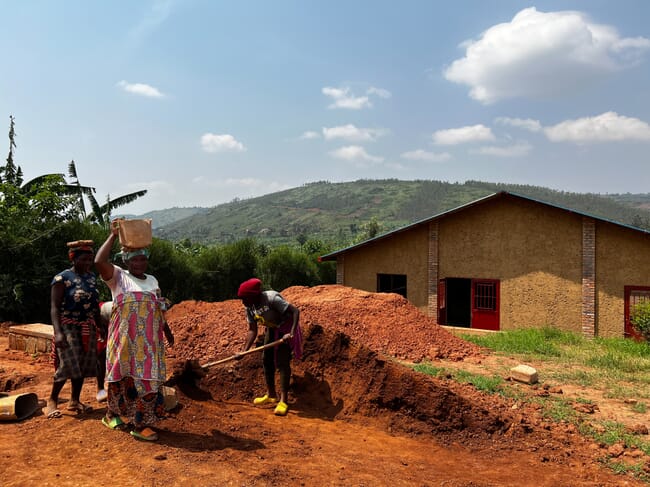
[377,274,407,298]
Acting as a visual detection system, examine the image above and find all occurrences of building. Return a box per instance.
[319,192,650,338]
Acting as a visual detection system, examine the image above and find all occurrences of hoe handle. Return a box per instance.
[201,338,285,369]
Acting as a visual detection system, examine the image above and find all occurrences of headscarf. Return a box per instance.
[67,240,95,262]
[118,247,150,263]
[238,278,262,298]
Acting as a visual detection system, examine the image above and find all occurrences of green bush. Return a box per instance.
[259,245,320,291]
[631,301,650,341]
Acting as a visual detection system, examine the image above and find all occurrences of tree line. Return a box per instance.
[0,116,336,323]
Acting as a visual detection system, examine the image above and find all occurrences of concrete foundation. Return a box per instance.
[8,324,53,354]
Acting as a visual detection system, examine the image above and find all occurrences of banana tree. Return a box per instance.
[89,189,148,227]
[67,160,98,219]
[67,159,147,226]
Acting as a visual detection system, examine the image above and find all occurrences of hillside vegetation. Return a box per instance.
[153,179,650,246]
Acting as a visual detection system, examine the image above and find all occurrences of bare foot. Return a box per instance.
[66,400,93,414]
[44,399,61,419]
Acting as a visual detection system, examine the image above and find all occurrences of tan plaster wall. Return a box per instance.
[595,222,650,337]
[341,225,430,311]
[437,197,583,332]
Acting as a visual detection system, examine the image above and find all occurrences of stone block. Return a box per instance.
[8,324,53,354]
[510,364,539,384]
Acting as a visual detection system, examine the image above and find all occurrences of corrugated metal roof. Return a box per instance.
[319,191,650,261]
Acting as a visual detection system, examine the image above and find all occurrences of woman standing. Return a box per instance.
[237,278,302,416]
[94,222,174,441]
[45,240,100,418]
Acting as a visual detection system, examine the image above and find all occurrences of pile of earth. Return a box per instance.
[165,285,578,450]
[166,284,482,366]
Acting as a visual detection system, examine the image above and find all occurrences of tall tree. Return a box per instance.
[0,115,21,186]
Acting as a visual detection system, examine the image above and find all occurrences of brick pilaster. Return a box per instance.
[427,221,439,319]
[336,255,344,285]
[581,217,596,338]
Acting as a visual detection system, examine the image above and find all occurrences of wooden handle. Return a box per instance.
[201,338,285,369]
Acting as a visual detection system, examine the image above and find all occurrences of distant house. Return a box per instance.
[319,192,650,338]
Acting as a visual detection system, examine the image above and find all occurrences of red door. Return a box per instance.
[471,280,500,331]
[624,286,650,339]
[437,279,446,325]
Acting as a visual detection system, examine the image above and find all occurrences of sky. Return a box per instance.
[1,1,649,215]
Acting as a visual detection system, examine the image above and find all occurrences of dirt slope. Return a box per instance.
[0,285,646,486]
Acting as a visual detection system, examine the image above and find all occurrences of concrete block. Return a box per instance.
[162,386,178,410]
[8,324,53,354]
[510,364,539,384]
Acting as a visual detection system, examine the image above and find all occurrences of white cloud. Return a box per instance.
[495,117,542,133]
[400,149,451,162]
[322,124,388,142]
[322,84,391,109]
[367,86,391,98]
[432,124,495,145]
[117,80,165,98]
[329,145,383,164]
[472,142,532,157]
[322,87,370,109]
[200,133,246,153]
[544,112,650,143]
[444,7,650,104]
[300,131,320,139]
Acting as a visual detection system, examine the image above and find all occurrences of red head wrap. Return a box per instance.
[238,278,262,298]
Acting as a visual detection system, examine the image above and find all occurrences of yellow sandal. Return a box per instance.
[274,401,288,416]
[253,394,277,406]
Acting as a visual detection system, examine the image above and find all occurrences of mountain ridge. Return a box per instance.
[129,179,650,246]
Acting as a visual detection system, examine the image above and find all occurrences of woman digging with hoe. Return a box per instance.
[94,221,174,441]
[237,278,302,416]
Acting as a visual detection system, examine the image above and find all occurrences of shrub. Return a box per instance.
[631,301,650,341]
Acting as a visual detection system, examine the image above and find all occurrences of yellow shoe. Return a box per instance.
[253,394,277,406]
[274,401,288,416]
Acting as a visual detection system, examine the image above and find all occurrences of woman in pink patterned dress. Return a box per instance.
[94,222,174,441]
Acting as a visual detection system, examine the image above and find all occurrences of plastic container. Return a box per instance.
[0,392,40,421]
[117,218,152,249]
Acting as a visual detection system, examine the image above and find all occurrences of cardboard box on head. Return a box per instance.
[115,218,152,250]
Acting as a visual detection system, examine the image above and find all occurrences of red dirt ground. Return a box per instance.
[0,285,647,486]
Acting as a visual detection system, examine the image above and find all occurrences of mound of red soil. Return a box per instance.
[166,285,549,447]
[166,284,482,365]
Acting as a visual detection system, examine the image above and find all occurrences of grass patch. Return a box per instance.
[534,396,580,423]
[412,363,445,377]
[452,370,505,395]
[454,327,650,482]
[461,326,580,357]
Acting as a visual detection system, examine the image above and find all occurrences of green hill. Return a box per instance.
[116,207,210,229]
[152,179,650,246]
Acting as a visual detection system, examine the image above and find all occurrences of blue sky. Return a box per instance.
[1,1,649,215]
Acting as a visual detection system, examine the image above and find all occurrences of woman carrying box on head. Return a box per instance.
[94,220,174,442]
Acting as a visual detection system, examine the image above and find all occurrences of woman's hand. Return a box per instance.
[110,219,121,236]
[53,331,68,349]
[282,333,292,342]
